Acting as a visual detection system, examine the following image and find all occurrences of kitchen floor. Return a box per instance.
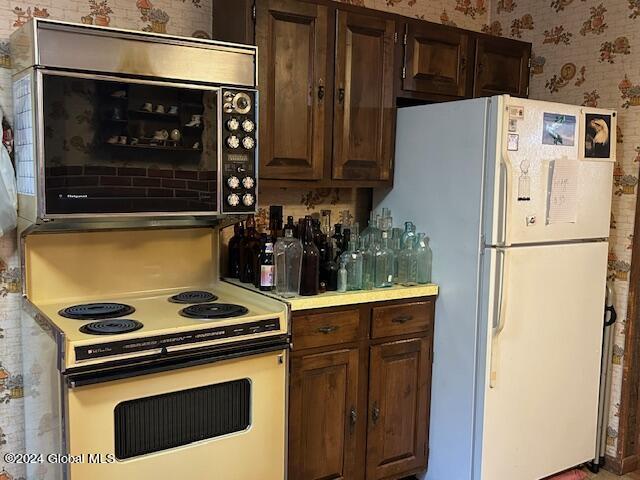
[589,469,640,479]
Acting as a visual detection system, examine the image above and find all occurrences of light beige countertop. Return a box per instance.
[223,278,439,311]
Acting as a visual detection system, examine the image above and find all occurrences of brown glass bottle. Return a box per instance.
[227,222,244,278]
[299,216,320,296]
[239,215,260,284]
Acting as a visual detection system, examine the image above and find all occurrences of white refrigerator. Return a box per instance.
[374,95,616,480]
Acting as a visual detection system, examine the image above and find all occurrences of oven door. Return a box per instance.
[37,70,221,218]
[65,349,286,479]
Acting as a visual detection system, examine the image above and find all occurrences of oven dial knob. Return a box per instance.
[224,91,235,103]
[226,118,240,131]
[242,119,255,133]
[242,176,255,189]
[242,136,255,150]
[233,93,252,114]
[223,103,234,114]
[227,176,240,189]
[227,193,240,207]
[226,135,240,149]
[242,193,255,207]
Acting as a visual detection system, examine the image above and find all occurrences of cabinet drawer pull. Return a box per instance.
[392,315,413,324]
[317,325,338,334]
[372,404,380,425]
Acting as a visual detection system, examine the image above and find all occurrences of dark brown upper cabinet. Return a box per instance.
[332,10,396,182]
[211,0,255,44]
[256,0,330,180]
[474,35,531,98]
[400,21,472,101]
[212,1,531,186]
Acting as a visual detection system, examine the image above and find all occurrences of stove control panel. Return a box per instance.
[75,318,281,361]
[221,89,258,214]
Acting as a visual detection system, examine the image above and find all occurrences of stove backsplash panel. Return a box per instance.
[24,227,219,304]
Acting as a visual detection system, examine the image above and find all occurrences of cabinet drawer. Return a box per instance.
[293,309,361,350]
[371,301,433,339]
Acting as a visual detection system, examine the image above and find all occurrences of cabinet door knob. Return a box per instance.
[350,407,357,431]
[318,84,325,100]
[372,404,380,425]
[338,87,345,105]
[317,325,338,334]
[392,314,413,324]
[461,57,467,71]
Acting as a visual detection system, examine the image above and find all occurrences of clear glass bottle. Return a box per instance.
[361,237,375,290]
[300,217,320,296]
[416,234,433,284]
[401,221,417,249]
[374,230,395,288]
[274,228,303,298]
[337,260,348,292]
[397,237,418,285]
[361,211,381,250]
[340,238,363,291]
[391,227,403,282]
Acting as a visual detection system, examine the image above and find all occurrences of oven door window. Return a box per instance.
[42,74,218,215]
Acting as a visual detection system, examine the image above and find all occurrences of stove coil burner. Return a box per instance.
[59,303,136,320]
[179,303,249,320]
[80,319,143,335]
[169,291,218,304]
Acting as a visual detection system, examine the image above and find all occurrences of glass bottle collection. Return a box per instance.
[227,206,433,297]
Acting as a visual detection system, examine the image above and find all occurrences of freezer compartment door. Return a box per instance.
[485,97,614,246]
[481,241,607,480]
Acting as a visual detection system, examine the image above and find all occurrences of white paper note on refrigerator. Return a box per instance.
[547,159,579,224]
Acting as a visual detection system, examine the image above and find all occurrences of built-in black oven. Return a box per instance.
[12,19,258,222]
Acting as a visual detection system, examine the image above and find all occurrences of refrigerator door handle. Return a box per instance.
[496,107,514,247]
[490,248,509,388]
[497,162,509,246]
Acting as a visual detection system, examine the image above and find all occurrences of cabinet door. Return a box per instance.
[366,338,431,480]
[474,36,531,98]
[211,0,255,44]
[256,0,329,180]
[333,10,396,181]
[402,22,471,99]
[289,348,360,480]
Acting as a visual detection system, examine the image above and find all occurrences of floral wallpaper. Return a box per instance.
[490,0,640,463]
[4,0,632,475]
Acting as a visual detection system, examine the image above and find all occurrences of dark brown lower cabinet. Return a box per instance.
[288,297,435,480]
[367,338,431,480]
[289,348,360,480]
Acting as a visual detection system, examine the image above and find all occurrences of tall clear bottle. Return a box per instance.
[361,211,381,249]
[340,237,363,291]
[374,230,395,288]
[401,221,417,248]
[300,217,320,296]
[361,237,375,290]
[397,237,418,285]
[416,233,433,284]
[274,228,302,297]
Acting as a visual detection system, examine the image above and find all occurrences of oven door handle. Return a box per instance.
[65,339,290,388]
